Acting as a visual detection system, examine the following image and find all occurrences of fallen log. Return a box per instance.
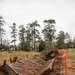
[1,59,19,75]
[2,63,19,75]
[37,58,55,75]
[2,58,55,75]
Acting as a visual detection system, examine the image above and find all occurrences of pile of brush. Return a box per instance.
[34,50,60,61]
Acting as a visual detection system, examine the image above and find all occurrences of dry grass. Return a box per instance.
[0,51,40,64]
[65,49,75,75]
[65,49,75,59]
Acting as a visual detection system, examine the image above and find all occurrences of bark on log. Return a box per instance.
[2,58,55,75]
[37,58,55,75]
[3,63,19,75]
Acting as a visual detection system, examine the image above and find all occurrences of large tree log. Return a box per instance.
[2,58,55,75]
[37,58,55,75]
[2,62,19,75]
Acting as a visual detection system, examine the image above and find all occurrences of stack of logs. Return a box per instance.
[0,50,65,75]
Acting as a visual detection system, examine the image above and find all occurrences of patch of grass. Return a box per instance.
[0,51,40,61]
[65,49,75,59]
[9,51,40,57]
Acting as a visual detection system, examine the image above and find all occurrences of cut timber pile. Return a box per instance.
[2,58,55,75]
[1,50,64,75]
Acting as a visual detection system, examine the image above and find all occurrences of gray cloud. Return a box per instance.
[0,0,75,43]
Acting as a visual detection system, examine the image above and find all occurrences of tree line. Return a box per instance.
[0,15,75,51]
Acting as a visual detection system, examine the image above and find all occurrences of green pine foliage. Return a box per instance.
[39,40,45,51]
[25,41,30,51]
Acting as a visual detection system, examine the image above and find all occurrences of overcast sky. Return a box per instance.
[0,0,75,43]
